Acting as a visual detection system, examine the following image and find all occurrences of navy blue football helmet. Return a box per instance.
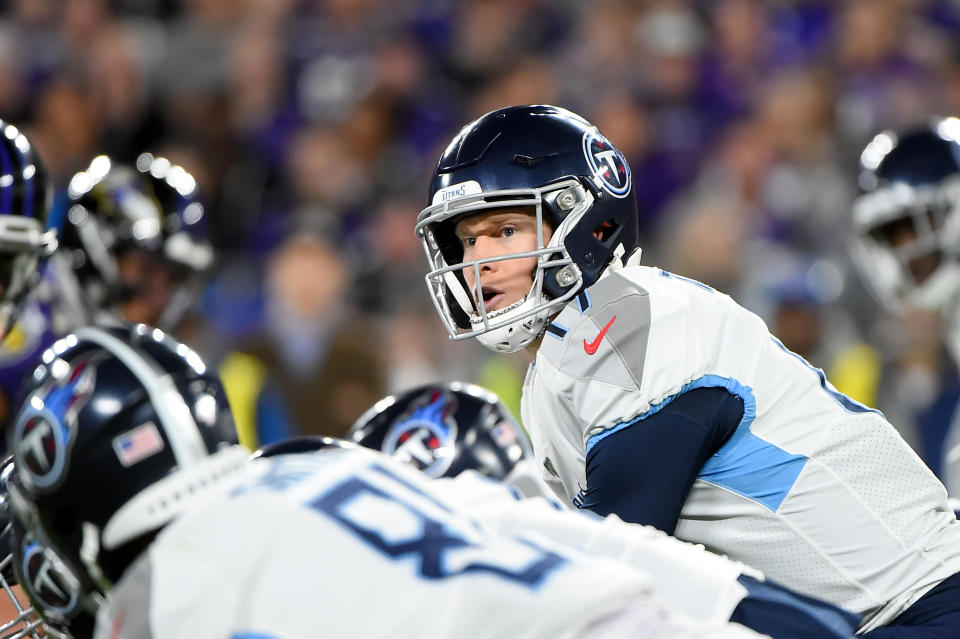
[251,436,356,459]
[8,324,243,592]
[348,382,532,480]
[0,120,56,343]
[57,153,213,329]
[0,454,88,639]
[416,105,639,352]
[851,117,960,312]
[1,457,93,639]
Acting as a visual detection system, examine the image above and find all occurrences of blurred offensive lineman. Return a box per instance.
[345,382,859,639]
[415,105,960,636]
[6,325,762,639]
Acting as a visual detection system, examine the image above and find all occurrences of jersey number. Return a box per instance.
[307,464,566,588]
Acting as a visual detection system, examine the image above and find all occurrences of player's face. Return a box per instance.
[116,248,183,325]
[871,215,941,285]
[454,209,552,313]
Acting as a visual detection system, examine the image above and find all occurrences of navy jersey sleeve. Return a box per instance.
[579,386,743,534]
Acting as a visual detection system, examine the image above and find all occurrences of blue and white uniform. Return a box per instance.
[522,264,960,633]
[94,448,761,639]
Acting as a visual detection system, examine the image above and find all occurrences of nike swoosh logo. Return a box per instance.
[583,316,616,355]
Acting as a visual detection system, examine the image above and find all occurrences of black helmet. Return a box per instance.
[0,120,56,342]
[58,153,214,329]
[851,117,960,313]
[9,324,244,588]
[348,381,532,480]
[0,457,97,639]
[416,105,638,352]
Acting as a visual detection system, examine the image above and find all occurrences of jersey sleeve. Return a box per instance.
[579,385,743,533]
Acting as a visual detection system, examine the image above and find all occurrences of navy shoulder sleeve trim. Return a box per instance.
[578,385,742,533]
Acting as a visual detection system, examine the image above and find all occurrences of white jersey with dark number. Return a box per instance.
[93,447,761,639]
[433,467,759,626]
[522,264,960,632]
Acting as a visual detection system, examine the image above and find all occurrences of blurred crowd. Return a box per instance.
[4,0,960,451]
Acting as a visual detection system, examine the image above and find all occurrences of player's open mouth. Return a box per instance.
[481,286,503,312]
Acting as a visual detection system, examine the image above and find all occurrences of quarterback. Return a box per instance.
[415,104,960,636]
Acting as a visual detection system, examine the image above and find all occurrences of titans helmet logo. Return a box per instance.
[13,354,97,492]
[582,129,631,198]
[21,533,81,616]
[383,392,458,478]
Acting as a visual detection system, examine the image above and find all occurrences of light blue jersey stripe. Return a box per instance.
[586,374,807,511]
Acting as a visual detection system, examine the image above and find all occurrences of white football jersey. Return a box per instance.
[522,264,960,632]
[433,468,757,626]
[94,447,760,639]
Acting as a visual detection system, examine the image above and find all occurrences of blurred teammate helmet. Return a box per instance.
[348,381,531,480]
[0,120,56,342]
[416,105,639,353]
[851,117,960,313]
[8,324,244,592]
[0,456,82,639]
[251,436,356,459]
[1,457,93,639]
[59,153,213,329]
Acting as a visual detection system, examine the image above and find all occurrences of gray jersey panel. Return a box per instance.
[575,272,652,389]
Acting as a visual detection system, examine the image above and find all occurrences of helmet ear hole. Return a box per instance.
[595,219,621,243]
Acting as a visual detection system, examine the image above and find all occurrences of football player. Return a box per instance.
[5,324,765,639]
[0,151,213,430]
[415,104,960,636]
[348,382,859,639]
[0,119,58,426]
[0,120,56,342]
[849,118,960,496]
[52,152,214,330]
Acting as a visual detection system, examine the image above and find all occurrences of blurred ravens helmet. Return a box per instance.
[56,153,213,330]
[8,324,244,594]
[851,117,960,314]
[348,381,531,480]
[0,120,56,343]
[416,105,639,353]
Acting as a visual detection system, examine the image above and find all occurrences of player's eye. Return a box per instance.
[501,226,516,238]
[462,237,476,248]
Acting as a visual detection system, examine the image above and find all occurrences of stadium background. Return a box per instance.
[4,0,960,455]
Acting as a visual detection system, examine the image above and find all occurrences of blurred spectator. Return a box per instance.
[219,231,387,448]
